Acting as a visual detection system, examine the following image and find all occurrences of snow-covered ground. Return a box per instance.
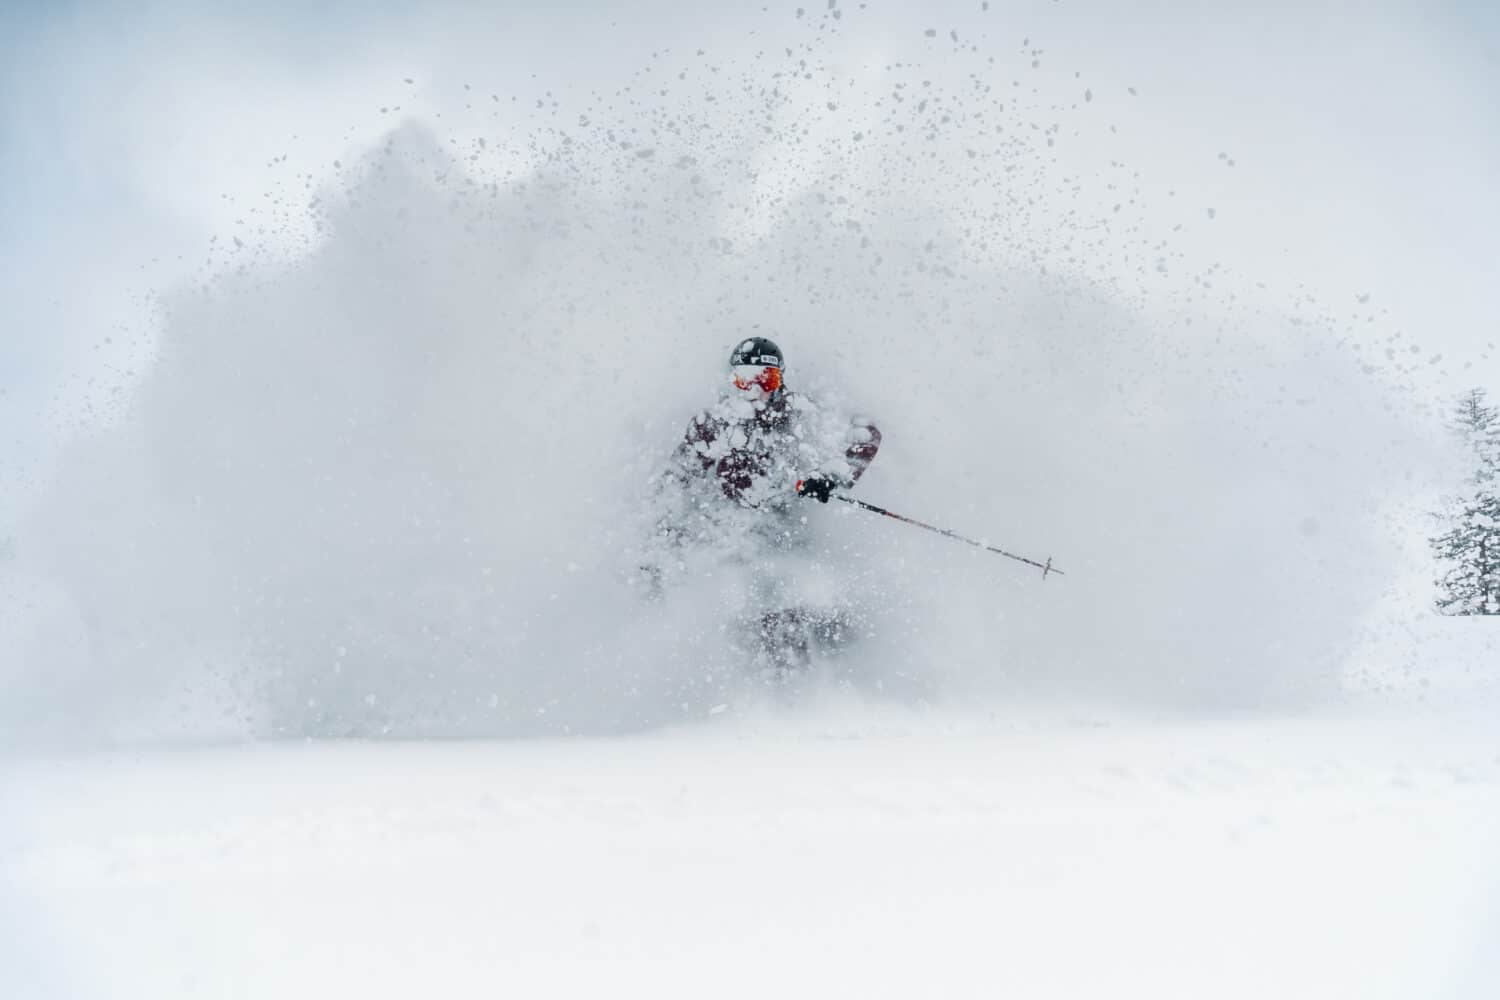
[4,684,1497,1000]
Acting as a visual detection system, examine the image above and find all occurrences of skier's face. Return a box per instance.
[730,364,781,402]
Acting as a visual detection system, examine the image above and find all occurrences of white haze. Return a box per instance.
[1,1,1494,745]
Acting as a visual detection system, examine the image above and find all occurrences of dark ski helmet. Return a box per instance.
[728,337,784,370]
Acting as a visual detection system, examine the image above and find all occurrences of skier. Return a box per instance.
[644,336,881,672]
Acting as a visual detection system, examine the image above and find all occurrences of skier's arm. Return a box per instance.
[639,414,720,588]
[797,418,881,502]
[655,412,719,502]
[675,411,721,477]
[843,418,881,485]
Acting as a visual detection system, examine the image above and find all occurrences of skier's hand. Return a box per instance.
[795,475,839,503]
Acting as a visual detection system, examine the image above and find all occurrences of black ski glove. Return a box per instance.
[796,475,840,503]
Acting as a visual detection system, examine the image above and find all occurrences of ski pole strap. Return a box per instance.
[832,494,1064,579]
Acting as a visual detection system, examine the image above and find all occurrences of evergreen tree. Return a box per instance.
[1431,388,1500,615]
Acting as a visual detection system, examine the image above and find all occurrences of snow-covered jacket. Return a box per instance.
[673,389,881,509]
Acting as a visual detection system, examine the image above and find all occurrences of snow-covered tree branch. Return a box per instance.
[1431,388,1500,615]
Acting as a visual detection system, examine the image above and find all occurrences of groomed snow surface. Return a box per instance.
[4,633,1498,1000]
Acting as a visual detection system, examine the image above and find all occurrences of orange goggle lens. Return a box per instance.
[731,365,781,393]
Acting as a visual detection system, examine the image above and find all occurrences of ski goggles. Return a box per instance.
[731,364,782,393]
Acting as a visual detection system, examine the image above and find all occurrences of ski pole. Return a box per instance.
[828,493,1064,579]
